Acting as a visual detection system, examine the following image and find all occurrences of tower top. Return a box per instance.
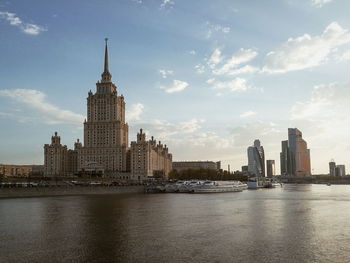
[101,38,112,83]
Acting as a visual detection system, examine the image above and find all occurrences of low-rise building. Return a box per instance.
[0,164,32,177]
[173,161,221,172]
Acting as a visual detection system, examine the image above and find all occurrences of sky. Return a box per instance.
[0,0,350,174]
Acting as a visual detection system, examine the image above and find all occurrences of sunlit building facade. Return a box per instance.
[280,128,311,176]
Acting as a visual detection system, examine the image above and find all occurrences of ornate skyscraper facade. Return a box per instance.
[77,39,129,175]
[44,40,172,180]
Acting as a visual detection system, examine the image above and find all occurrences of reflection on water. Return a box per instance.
[1,185,350,263]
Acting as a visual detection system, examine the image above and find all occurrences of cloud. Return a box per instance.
[336,50,350,62]
[131,118,203,140]
[213,48,258,75]
[206,22,230,38]
[0,11,46,35]
[239,111,256,118]
[311,0,333,7]
[195,63,205,74]
[161,79,189,93]
[189,50,196,55]
[0,89,84,126]
[210,78,251,92]
[126,103,144,122]
[160,0,174,9]
[208,48,224,69]
[262,22,350,73]
[159,69,174,79]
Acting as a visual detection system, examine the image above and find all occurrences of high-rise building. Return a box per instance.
[44,40,172,180]
[266,160,275,177]
[336,165,346,177]
[329,161,336,176]
[247,139,265,177]
[280,128,311,176]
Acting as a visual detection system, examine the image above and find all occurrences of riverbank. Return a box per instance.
[0,185,144,199]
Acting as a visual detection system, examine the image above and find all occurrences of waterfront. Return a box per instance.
[1,184,350,262]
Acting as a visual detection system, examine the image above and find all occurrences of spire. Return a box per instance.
[101,38,112,83]
[104,38,109,73]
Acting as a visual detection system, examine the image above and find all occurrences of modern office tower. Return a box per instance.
[266,160,276,177]
[280,140,291,176]
[336,165,346,177]
[247,139,265,177]
[280,128,311,176]
[329,161,336,176]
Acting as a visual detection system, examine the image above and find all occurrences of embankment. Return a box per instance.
[0,185,144,199]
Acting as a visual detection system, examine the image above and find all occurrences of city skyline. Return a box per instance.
[1,0,350,173]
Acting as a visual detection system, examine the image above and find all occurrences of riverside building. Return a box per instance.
[266,160,276,177]
[247,139,265,177]
[44,40,172,180]
[172,161,221,172]
[280,128,311,176]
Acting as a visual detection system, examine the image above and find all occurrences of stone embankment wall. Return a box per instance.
[0,186,144,199]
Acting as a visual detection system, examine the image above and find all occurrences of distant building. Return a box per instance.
[247,139,265,177]
[336,165,346,177]
[329,161,336,176]
[173,161,221,172]
[280,128,311,176]
[0,164,32,177]
[266,160,276,177]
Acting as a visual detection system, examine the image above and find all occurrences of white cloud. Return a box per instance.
[336,50,350,62]
[126,103,144,122]
[208,48,224,69]
[195,63,205,74]
[311,0,333,7]
[131,118,203,140]
[0,89,84,126]
[239,111,256,118]
[225,65,259,75]
[213,48,258,75]
[159,69,174,79]
[189,50,196,55]
[210,78,251,92]
[161,79,189,93]
[263,22,350,73]
[206,22,230,38]
[160,0,174,9]
[0,11,46,35]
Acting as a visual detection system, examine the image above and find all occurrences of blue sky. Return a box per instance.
[0,0,350,174]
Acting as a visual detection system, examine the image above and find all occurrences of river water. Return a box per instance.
[1,184,350,262]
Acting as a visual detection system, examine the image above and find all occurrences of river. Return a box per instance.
[1,184,350,262]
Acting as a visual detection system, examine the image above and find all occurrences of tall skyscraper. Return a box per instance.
[266,160,275,177]
[280,128,311,176]
[77,39,129,174]
[247,139,265,177]
[44,40,172,179]
[336,165,346,177]
[329,161,336,176]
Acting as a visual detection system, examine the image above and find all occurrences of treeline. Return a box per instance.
[168,168,248,181]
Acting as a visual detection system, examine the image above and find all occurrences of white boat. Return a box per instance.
[165,180,185,192]
[247,177,282,189]
[192,181,243,193]
[247,177,266,189]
